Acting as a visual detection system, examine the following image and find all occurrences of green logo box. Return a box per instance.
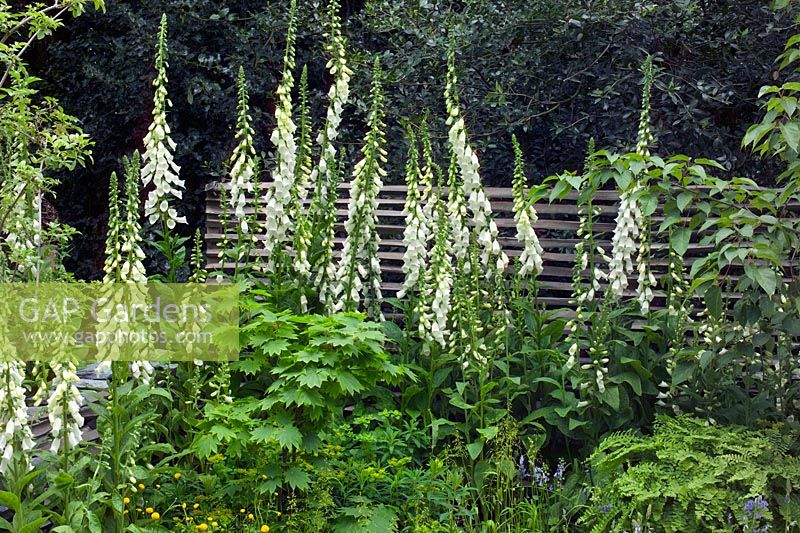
[0,283,240,362]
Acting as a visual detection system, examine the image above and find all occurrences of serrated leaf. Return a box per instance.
[284,466,311,490]
[192,434,219,458]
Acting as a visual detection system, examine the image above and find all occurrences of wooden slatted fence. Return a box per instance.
[204,182,800,313]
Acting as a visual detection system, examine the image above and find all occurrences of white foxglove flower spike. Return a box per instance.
[333,58,386,320]
[262,0,299,272]
[140,14,186,230]
[228,66,257,235]
[511,135,544,277]
[47,361,84,454]
[0,361,34,474]
[398,125,430,299]
[445,45,508,275]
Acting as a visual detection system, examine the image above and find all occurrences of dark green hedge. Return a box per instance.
[32,0,795,278]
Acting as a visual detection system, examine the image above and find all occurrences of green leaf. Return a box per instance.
[209,425,237,441]
[746,264,777,296]
[671,227,690,256]
[21,520,50,533]
[705,285,723,319]
[331,370,363,394]
[275,424,303,450]
[672,361,695,386]
[466,441,484,460]
[677,192,693,212]
[261,338,290,356]
[284,466,311,491]
[232,357,262,375]
[781,120,800,151]
[192,434,219,458]
[0,491,20,513]
[476,426,499,441]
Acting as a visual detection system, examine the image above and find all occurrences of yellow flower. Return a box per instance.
[146,507,154,514]
[212,522,219,527]
[174,472,182,480]
[181,503,187,509]
[248,513,254,520]
[276,512,282,517]
[260,526,270,533]
[240,509,246,514]
[197,524,208,532]
[151,512,160,520]
[138,483,145,490]
[122,497,130,505]
[193,503,200,510]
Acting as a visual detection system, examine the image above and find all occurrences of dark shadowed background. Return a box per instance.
[28,0,796,278]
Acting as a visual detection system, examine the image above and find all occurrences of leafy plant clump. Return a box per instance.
[582,416,800,532]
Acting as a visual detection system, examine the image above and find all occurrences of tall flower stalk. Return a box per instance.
[0,361,34,474]
[308,0,351,228]
[228,66,257,236]
[418,186,453,350]
[334,58,386,320]
[634,56,656,314]
[141,14,185,230]
[121,153,147,284]
[511,135,543,278]
[445,44,508,275]
[398,125,428,299]
[310,0,352,308]
[47,361,84,454]
[262,0,298,273]
[608,56,654,308]
[140,14,187,283]
[291,66,314,309]
[446,149,470,264]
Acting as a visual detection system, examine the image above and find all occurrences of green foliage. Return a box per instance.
[192,300,407,495]
[582,416,800,532]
